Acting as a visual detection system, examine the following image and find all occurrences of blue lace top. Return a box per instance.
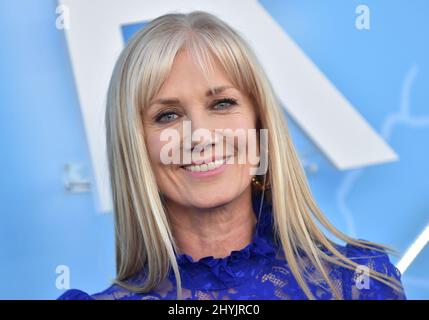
[58,194,406,300]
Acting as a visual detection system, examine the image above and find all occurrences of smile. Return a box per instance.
[183,158,226,172]
[181,155,233,176]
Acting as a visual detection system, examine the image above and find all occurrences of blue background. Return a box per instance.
[0,0,427,299]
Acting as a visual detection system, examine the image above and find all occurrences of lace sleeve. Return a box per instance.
[341,242,407,300]
[57,289,95,300]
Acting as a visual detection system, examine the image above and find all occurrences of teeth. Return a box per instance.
[183,157,228,172]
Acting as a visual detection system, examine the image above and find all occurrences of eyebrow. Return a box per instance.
[149,85,235,107]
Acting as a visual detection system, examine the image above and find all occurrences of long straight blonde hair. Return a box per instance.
[105,10,403,299]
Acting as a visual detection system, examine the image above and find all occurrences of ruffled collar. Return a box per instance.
[169,193,278,290]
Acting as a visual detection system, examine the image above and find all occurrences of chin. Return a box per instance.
[185,193,237,209]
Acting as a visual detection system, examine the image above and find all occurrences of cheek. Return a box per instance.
[144,132,164,165]
[214,113,257,132]
[220,115,258,148]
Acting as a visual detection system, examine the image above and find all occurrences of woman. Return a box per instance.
[58,11,406,300]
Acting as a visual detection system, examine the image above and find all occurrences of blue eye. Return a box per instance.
[213,98,238,110]
[155,112,179,123]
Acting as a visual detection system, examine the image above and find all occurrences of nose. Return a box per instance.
[183,108,218,153]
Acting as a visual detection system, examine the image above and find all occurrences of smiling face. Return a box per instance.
[141,49,259,209]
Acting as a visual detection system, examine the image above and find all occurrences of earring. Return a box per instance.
[252,176,271,191]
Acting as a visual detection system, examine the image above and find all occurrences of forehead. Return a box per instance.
[155,50,233,97]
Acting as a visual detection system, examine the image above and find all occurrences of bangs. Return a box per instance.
[134,20,258,116]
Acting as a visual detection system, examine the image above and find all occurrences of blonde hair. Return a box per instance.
[105,10,403,299]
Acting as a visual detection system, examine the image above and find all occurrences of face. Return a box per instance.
[142,49,259,209]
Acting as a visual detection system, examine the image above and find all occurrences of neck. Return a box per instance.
[166,188,257,261]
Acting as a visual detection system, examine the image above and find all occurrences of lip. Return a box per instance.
[180,155,232,178]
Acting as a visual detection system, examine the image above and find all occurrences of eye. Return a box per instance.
[212,98,238,110]
[154,111,180,123]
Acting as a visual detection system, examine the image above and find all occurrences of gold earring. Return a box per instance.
[252,176,271,191]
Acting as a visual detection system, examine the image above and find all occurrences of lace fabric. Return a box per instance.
[58,194,406,300]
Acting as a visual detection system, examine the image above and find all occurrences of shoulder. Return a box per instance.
[56,284,128,300]
[57,283,166,300]
[57,289,95,300]
[336,240,406,300]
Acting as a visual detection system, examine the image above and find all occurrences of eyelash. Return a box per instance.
[154,98,238,123]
